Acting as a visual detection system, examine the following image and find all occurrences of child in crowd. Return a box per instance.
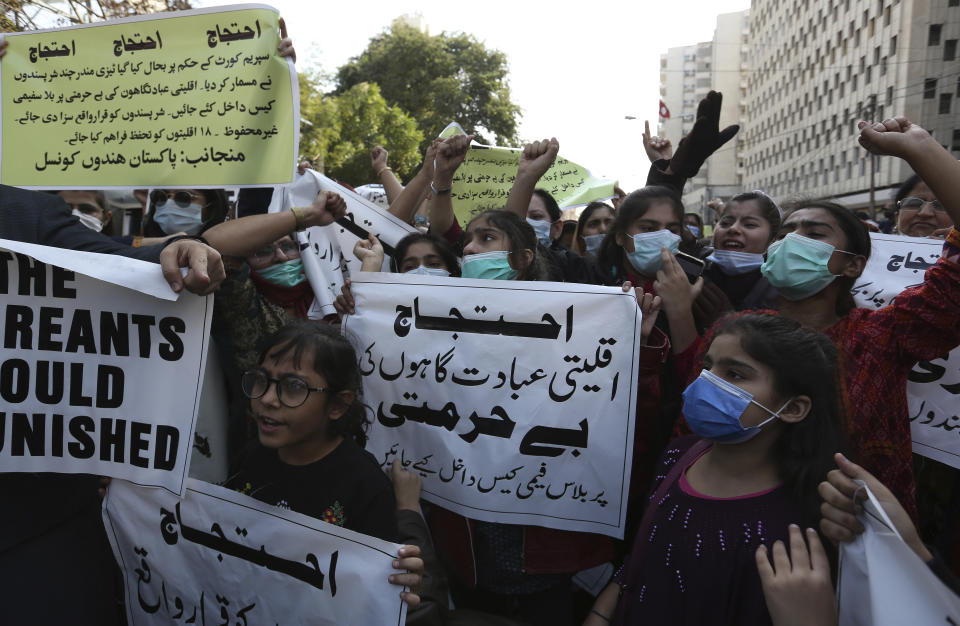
[224,320,422,606]
[587,313,845,625]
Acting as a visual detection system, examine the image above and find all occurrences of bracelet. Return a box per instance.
[290,205,306,232]
[590,609,611,623]
[376,166,392,177]
[430,180,452,195]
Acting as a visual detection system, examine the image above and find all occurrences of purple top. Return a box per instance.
[614,436,803,626]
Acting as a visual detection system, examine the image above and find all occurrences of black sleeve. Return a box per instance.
[644,159,688,197]
[356,483,400,543]
[0,185,164,262]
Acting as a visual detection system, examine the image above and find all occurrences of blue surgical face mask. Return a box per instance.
[256,258,307,287]
[761,233,849,300]
[687,225,700,237]
[682,369,792,444]
[707,249,766,275]
[153,201,204,235]
[625,230,681,276]
[462,251,517,280]
[526,218,552,245]
[404,265,450,277]
[583,233,604,257]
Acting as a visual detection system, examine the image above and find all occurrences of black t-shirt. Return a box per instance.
[227,438,399,542]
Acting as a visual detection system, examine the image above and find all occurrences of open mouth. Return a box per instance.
[258,415,285,429]
[719,240,745,250]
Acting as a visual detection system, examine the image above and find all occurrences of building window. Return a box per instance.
[886,86,893,105]
[890,35,897,55]
[940,93,952,114]
[925,78,938,99]
[953,130,960,152]
[946,40,958,61]
[929,24,942,46]
[950,0,959,7]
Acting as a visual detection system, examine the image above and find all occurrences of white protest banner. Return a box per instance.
[267,169,417,317]
[104,478,407,626]
[342,274,642,538]
[0,239,211,494]
[851,233,960,468]
[837,481,960,625]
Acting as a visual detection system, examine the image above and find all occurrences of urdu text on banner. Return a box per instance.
[851,232,960,469]
[342,274,642,538]
[438,122,616,224]
[104,478,407,626]
[0,4,298,189]
[0,239,212,495]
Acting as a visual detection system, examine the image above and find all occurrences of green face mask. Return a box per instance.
[256,258,307,287]
[760,233,846,300]
[461,251,518,280]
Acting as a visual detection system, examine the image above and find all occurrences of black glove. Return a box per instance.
[668,91,739,178]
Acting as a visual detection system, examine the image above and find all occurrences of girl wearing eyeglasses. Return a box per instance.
[223,319,425,609]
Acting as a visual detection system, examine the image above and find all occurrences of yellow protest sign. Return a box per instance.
[1,5,297,188]
[439,123,616,223]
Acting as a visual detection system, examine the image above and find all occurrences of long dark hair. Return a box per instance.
[713,313,846,529]
[596,186,683,283]
[466,209,558,281]
[576,201,615,254]
[391,232,461,276]
[257,320,369,447]
[533,188,561,222]
[782,200,871,316]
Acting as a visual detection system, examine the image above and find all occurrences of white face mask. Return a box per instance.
[526,217,552,245]
[706,249,765,275]
[404,265,450,277]
[153,202,205,235]
[72,208,103,232]
[583,233,604,256]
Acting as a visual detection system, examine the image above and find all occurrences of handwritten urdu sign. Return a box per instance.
[1,4,298,188]
[342,274,642,538]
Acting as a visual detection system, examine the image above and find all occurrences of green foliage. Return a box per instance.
[298,73,423,186]
[335,23,520,148]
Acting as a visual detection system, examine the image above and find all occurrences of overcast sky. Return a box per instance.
[195,0,751,191]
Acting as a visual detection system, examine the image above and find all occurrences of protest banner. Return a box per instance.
[1,4,298,189]
[439,123,616,223]
[0,239,212,495]
[837,481,960,625]
[851,232,960,469]
[267,170,417,318]
[104,478,407,626]
[342,274,642,538]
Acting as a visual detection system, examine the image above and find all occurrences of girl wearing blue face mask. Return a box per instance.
[674,119,960,528]
[587,313,844,626]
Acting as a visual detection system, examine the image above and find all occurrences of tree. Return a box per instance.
[335,22,521,148]
[299,73,423,186]
[3,1,192,32]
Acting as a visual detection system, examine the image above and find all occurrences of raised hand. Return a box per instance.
[353,234,385,271]
[434,134,474,186]
[857,117,933,160]
[642,120,674,163]
[277,18,295,63]
[668,91,739,178]
[371,146,389,172]
[517,138,560,181]
[304,191,347,228]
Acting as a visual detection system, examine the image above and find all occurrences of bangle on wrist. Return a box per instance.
[430,180,452,195]
[290,206,306,232]
[376,166,392,177]
[590,609,611,623]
